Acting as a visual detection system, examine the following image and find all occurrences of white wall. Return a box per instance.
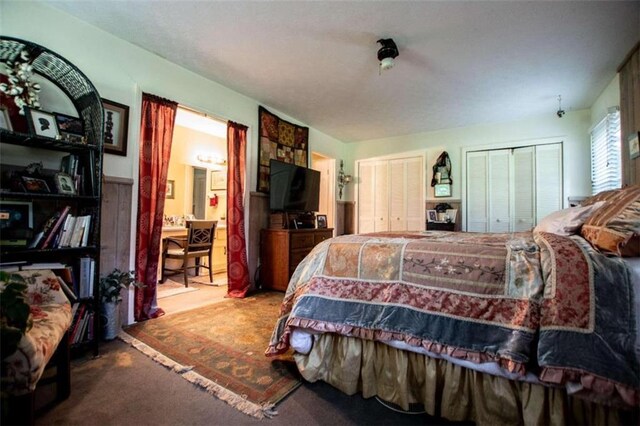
[590,74,620,127]
[2,1,348,265]
[346,109,592,203]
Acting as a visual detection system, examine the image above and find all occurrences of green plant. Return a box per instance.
[99,269,144,304]
[0,271,33,360]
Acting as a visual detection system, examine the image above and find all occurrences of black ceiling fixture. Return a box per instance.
[377,38,399,73]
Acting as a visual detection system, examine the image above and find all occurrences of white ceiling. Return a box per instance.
[45,1,639,143]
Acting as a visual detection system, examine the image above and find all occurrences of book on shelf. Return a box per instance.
[53,266,77,303]
[69,303,86,343]
[78,256,95,299]
[39,206,72,249]
[57,215,76,248]
[56,275,77,303]
[21,262,68,270]
[68,215,92,248]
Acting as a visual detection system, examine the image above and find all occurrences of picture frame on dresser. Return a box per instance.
[317,214,327,229]
[102,98,129,156]
[427,210,438,222]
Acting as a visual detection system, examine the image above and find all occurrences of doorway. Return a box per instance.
[192,167,207,219]
[311,153,336,230]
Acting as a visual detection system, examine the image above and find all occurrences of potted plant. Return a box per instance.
[99,269,143,340]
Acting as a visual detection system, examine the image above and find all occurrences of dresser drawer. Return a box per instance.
[290,247,312,266]
[314,231,333,245]
[290,233,315,249]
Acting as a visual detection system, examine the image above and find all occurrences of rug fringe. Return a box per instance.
[118,331,276,419]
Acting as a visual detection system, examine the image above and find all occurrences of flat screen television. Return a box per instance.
[269,160,320,212]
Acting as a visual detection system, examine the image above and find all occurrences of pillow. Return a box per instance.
[580,185,640,256]
[534,202,606,236]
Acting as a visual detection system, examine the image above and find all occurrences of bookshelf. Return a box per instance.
[0,37,103,356]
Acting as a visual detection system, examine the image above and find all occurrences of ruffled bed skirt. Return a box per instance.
[294,334,638,425]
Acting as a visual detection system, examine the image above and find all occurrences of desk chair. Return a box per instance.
[161,220,217,287]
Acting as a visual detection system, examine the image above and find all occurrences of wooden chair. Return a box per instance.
[161,220,217,287]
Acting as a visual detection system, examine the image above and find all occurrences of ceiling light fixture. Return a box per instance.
[556,95,565,118]
[377,38,399,74]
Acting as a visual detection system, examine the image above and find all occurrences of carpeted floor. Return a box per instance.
[123,291,300,417]
[157,279,200,299]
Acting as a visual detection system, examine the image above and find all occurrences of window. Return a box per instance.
[590,108,621,194]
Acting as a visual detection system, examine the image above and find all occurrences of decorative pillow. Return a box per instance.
[580,185,640,256]
[534,202,605,236]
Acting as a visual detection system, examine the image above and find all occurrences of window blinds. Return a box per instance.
[590,109,621,195]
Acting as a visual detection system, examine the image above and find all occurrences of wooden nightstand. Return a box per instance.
[426,221,455,231]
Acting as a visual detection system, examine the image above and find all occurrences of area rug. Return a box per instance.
[121,291,300,419]
[157,279,200,299]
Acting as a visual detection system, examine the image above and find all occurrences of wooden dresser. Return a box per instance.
[260,228,333,291]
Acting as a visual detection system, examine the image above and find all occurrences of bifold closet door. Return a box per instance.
[488,150,511,233]
[389,157,424,231]
[358,160,389,233]
[535,144,563,221]
[466,152,489,232]
[513,147,535,231]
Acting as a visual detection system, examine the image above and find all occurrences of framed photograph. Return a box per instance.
[445,209,458,223]
[54,172,76,195]
[210,170,227,190]
[21,176,50,193]
[316,214,327,229]
[434,183,451,197]
[25,107,60,139]
[166,180,175,199]
[55,112,84,143]
[629,132,640,160]
[0,201,33,229]
[427,210,438,222]
[0,107,12,131]
[102,98,130,156]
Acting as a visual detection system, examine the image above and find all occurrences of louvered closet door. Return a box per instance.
[513,147,535,231]
[373,161,389,232]
[405,157,424,230]
[466,152,489,232]
[488,150,511,232]
[358,161,376,233]
[535,144,563,222]
[389,159,407,231]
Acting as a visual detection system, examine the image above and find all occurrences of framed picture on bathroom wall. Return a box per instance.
[210,170,227,190]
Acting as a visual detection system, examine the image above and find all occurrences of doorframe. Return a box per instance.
[311,152,336,233]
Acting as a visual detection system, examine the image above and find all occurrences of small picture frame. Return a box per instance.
[25,108,60,139]
[629,132,640,160]
[0,201,33,229]
[427,210,438,222]
[102,98,130,156]
[316,214,327,229]
[54,172,76,195]
[210,170,227,190]
[21,176,50,193]
[434,183,451,197]
[0,106,12,131]
[166,180,175,199]
[445,209,458,223]
[55,112,85,142]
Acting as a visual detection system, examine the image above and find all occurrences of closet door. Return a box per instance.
[466,151,489,232]
[373,161,389,232]
[357,161,376,233]
[404,156,424,230]
[513,147,535,231]
[389,159,406,231]
[535,144,563,222]
[488,150,511,232]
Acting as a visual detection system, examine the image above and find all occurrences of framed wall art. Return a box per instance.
[629,132,640,160]
[54,172,76,195]
[102,98,129,156]
[25,108,60,139]
[55,112,85,143]
[434,183,451,197]
[166,180,175,199]
[210,170,227,190]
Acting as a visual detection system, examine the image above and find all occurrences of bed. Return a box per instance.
[266,186,640,425]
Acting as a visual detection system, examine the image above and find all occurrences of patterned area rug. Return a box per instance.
[122,291,300,418]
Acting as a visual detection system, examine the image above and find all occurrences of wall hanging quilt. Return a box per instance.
[258,106,309,193]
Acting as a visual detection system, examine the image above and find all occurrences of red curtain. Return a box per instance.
[226,121,251,298]
[135,93,178,321]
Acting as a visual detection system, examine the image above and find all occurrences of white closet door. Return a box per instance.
[405,156,424,231]
[488,150,511,232]
[389,159,406,231]
[513,147,535,231]
[357,161,376,233]
[373,161,389,232]
[535,144,563,222]
[466,152,489,232]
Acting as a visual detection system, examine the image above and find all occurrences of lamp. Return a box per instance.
[556,95,565,118]
[377,38,399,73]
[337,160,352,200]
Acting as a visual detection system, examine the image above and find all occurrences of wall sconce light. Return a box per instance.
[337,160,352,200]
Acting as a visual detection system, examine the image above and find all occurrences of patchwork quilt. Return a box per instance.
[266,231,639,407]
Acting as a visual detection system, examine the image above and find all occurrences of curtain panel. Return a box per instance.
[226,121,251,298]
[135,93,178,321]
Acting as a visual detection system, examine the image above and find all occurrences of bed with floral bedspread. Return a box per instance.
[266,230,639,421]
